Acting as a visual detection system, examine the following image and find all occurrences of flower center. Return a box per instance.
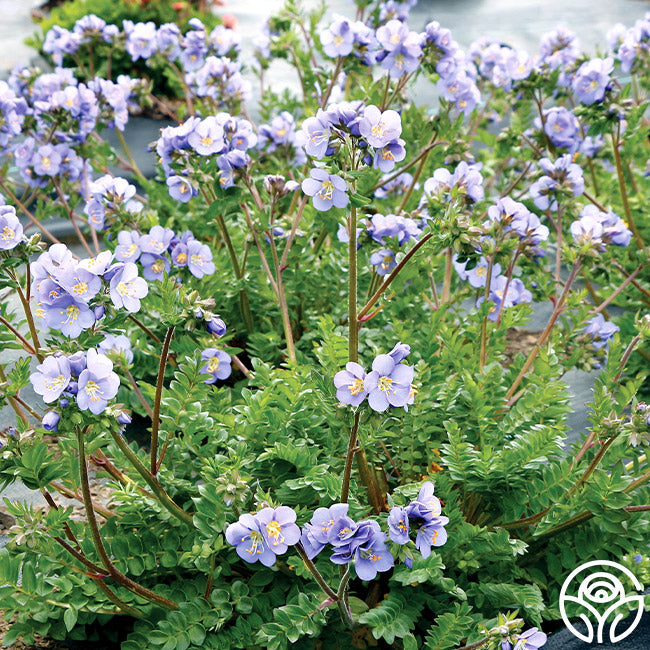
[200,135,213,146]
[377,376,393,392]
[85,380,103,402]
[73,281,88,295]
[64,304,79,324]
[176,252,187,263]
[349,377,365,396]
[245,530,264,555]
[318,180,334,201]
[45,374,66,391]
[191,253,204,266]
[1,226,15,242]
[207,356,220,373]
[266,520,284,545]
[152,259,165,274]
[117,281,132,296]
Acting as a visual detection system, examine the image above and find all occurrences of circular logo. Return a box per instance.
[559,560,645,644]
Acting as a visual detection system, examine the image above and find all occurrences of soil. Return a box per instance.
[504,327,540,364]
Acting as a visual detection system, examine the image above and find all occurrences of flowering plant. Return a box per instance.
[1,1,650,649]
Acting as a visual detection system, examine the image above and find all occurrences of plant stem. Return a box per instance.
[441,248,453,303]
[52,181,93,257]
[128,315,161,344]
[268,231,296,363]
[151,326,174,475]
[590,264,642,316]
[612,127,644,248]
[124,368,154,418]
[12,276,43,362]
[613,334,642,384]
[397,129,439,213]
[348,205,358,362]
[295,544,338,601]
[109,430,194,527]
[116,129,147,185]
[76,428,180,610]
[478,255,495,370]
[321,57,344,108]
[358,233,433,321]
[340,413,361,504]
[504,259,581,403]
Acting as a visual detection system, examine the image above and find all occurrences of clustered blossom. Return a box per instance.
[29,349,120,417]
[538,26,580,72]
[420,161,485,210]
[388,482,449,562]
[30,242,149,338]
[469,39,533,91]
[113,225,216,280]
[225,507,300,566]
[584,314,619,351]
[530,155,584,211]
[84,175,140,231]
[334,344,414,412]
[540,107,580,150]
[257,112,306,166]
[608,13,650,73]
[156,113,257,199]
[485,197,549,248]
[570,205,632,249]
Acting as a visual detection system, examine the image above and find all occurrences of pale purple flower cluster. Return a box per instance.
[374,172,413,199]
[31,243,148,337]
[334,344,414,412]
[570,205,632,248]
[186,56,252,107]
[0,81,28,149]
[14,138,85,188]
[157,113,256,198]
[539,27,580,71]
[454,256,502,289]
[530,155,584,210]
[486,198,549,247]
[0,204,24,250]
[29,348,119,415]
[387,482,449,562]
[376,19,423,78]
[258,112,306,166]
[584,314,619,350]
[370,249,397,276]
[421,161,484,209]
[608,13,650,73]
[470,40,533,90]
[84,175,139,231]
[114,226,216,280]
[301,504,394,580]
[200,348,232,384]
[368,213,422,245]
[572,57,614,105]
[226,507,300,566]
[98,333,133,364]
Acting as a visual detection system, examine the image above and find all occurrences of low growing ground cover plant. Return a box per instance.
[0,0,650,648]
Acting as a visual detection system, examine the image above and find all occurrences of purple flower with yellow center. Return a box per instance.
[414,517,449,558]
[140,253,170,282]
[167,175,195,203]
[77,349,120,415]
[225,514,276,566]
[300,113,331,160]
[373,138,406,173]
[302,168,348,212]
[171,243,188,267]
[187,240,216,278]
[114,230,141,263]
[0,205,23,250]
[188,116,225,155]
[502,628,548,650]
[542,107,579,149]
[353,521,394,580]
[109,262,148,313]
[572,57,613,105]
[32,145,62,177]
[376,20,423,78]
[201,348,232,384]
[57,266,101,303]
[256,506,301,555]
[364,354,414,412]
[334,362,368,406]
[463,258,502,289]
[124,20,158,61]
[320,16,354,58]
[78,251,113,276]
[300,504,350,559]
[140,225,174,255]
[44,295,95,338]
[29,355,71,403]
[570,213,604,247]
[406,482,443,520]
[388,506,410,544]
[359,106,402,148]
[370,249,397,276]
